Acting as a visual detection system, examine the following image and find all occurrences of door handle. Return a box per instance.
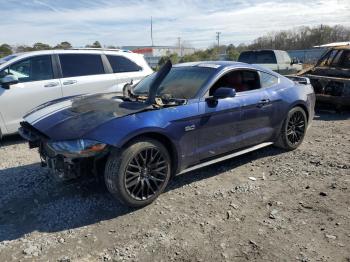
[257,99,271,108]
[63,80,77,85]
[44,82,59,88]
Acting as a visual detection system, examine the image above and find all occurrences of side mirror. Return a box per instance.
[213,87,236,99]
[1,75,19,89]
[290,58,298,65]
[206,87,236,107]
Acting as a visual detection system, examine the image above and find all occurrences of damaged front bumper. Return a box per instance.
[19,122,109,180]
[40,142,108,180]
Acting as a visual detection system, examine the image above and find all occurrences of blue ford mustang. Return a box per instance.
[19,61,315,207]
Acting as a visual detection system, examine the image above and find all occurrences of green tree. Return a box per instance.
[32,42,52,50]
[0,44,12,58]
[55,41,72,49]
[247,24,350,50]
[226,44,240,61]
[86,41,102,48]
[15,45,33,53]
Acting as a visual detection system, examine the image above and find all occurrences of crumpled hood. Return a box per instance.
[23,92,151,140]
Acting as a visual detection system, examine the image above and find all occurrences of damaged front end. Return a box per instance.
[18,60,174,181]
[19,122,109,181]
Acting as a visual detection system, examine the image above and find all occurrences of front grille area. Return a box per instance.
[41,143,56,158]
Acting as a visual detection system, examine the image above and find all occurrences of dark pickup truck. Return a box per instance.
[298,45,350,111]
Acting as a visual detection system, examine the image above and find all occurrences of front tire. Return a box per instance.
[275,106,307,150]
[105,138,171,208]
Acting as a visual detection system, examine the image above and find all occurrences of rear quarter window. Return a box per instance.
[59,54,105,77]
[260,72,279,88]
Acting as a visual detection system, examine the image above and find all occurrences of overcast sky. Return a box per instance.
[1,0,349,48]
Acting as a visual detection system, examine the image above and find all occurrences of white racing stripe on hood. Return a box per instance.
[25,100,73,125]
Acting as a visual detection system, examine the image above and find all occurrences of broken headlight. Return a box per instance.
[48,139,107,157]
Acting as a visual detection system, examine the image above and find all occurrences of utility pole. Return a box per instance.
[177,37,182,57]
[151,16,154,47]
[216,32,221,49]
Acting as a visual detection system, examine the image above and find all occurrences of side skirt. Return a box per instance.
[178,142,273,175]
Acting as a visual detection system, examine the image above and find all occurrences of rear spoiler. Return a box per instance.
[286,76,311,85]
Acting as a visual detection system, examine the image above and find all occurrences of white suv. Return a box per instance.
[0,49,153,138]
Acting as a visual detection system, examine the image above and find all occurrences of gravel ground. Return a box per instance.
[0,111,349,262]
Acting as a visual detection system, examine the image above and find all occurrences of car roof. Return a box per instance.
[331,45,350,50]
[0,49,144,68]
[174,61,248,68]
[174,60,276,74]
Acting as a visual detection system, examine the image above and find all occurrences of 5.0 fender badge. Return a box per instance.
[185,124,196,132]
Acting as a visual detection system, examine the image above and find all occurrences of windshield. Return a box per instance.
[133,67,214,99]
[0,54,19,64]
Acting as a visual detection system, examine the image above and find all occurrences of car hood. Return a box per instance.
[21,60,173,141]
[23,92,152,140]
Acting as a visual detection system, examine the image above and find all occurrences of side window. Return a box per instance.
[282,52,291,64]
[0,67,9,80]
[59,54,105,78]
[340,51,350,68]
[321,50,339,66]
[260,72,279,88]
[107,55,141,73]
[330,50,343,66]
[6,55,53,83]
[209,70,261,95]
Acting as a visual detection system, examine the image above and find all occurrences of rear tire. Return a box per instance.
[105,138,171,208]
[275,106,307,150]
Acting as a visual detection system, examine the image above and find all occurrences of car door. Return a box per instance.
[0,54,62,134]
[197,95,243,160]
[237,71,277,148]
[58,53,118,97]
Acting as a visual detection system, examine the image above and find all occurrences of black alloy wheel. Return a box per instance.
[275,106,308,150]
[125,147,169,200]
[286,110,306,145]
[105,138,171,207]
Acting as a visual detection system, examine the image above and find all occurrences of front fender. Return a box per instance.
[115,126,177,148]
